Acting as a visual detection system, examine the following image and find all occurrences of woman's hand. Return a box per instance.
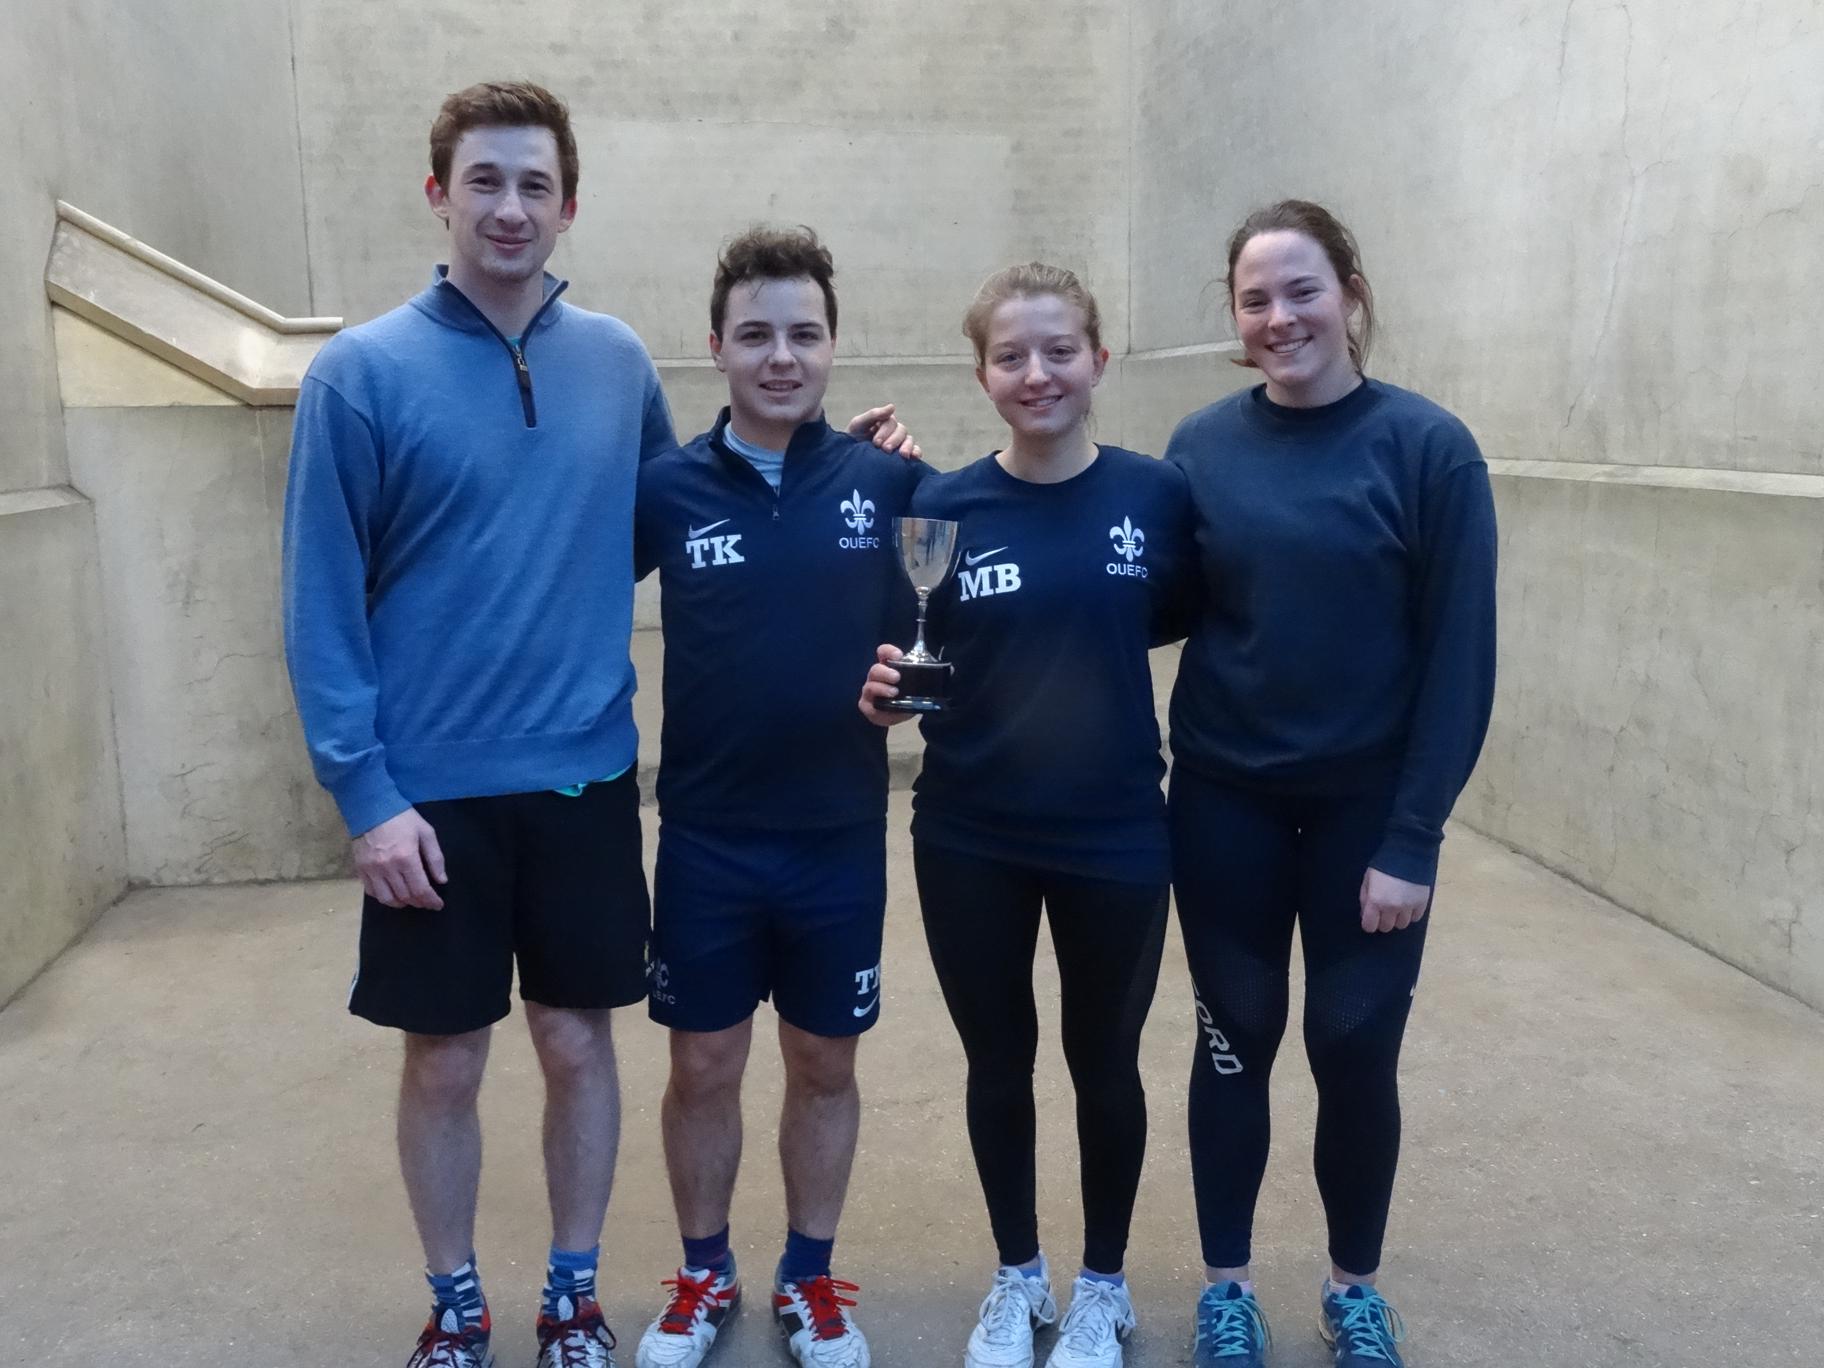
[859,643,917,726]
[1359,866,1431,933]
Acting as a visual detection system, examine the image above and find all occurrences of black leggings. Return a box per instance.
[914,841,1170,1275]
[1169,767,1429,1276]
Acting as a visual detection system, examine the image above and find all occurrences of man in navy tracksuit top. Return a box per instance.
[630,228,923,1368]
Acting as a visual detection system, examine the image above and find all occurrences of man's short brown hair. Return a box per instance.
[710,226,838,338]
[429,81,580,202]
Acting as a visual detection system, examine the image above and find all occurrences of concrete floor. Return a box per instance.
[3,792,1822,1368]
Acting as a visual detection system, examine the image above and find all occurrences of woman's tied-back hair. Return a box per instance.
[1224,199,1376,372]
[711,225,839,338]
[961,262,1104,365]
[429,80,580,203]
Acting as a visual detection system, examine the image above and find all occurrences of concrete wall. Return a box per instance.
[1131,0,1824,1005]
[289,0,1130,459]
[63,397,348,886]
[0,494,125,1006]
[1130,1,1824,476]
[0,0,309,1000]
[1460,466,1823,1006]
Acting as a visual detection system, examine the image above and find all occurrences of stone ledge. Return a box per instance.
[0,486,88,518]
[44,202,340,407]
[1488,458,1824,499]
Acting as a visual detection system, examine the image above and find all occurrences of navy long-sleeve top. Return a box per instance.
[910,446,1195,884]
[636,410,925,829]
[1165,379,1498,886]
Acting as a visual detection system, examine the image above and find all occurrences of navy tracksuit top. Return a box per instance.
[909,446,1196,884]
[635,410,926,829]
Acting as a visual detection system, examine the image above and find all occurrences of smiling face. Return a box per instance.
[1230,229,1365,407]
[710,276,835,446]
[975,293,1108,441]
[426,124,575,292]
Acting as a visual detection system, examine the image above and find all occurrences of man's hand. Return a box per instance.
[845,404,923,462]
[1359,866,1431,933]
[354,808,448,910]
[859,643,918,726]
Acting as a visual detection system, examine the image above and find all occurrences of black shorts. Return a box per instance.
[347,771,650,1035]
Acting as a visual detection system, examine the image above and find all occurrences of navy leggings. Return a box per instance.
[1169,766,1429,1276]
[914,841,1170,1275]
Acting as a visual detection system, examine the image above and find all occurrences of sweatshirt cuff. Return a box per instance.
[1369,830,1441,888]
[331,768,412,839]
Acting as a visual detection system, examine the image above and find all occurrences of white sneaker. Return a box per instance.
[635,1267,741,1368]
[773,1274,870,1368]
[964,1258,1060,1368]
[1043,1276,1136,1368]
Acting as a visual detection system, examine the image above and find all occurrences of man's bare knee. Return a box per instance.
[669,1022,752,1102]
[780,1024,858,1097]
[526,1005,614,1088]
[402,1028,491,1110]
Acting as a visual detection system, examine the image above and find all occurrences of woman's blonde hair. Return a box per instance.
[961,262,1104,365]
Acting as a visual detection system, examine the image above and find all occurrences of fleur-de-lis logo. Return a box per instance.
[841,489,875,533]
[1109,517,1145,562]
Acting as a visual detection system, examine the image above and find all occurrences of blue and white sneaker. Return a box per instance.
[1193,1281,1270,1365]
[1318,1284,1406,1366]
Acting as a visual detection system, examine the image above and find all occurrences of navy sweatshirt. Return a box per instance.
[1164,380,1498,886]
[636,410,926,828]
[909,447,1195,884]
[284,269,675,836]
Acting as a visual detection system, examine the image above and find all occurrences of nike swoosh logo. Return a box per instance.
[853,995,880,1017]
[964,547,1007,566]
[687,519,730,539]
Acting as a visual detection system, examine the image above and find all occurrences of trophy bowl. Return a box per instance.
[882,516,961,713]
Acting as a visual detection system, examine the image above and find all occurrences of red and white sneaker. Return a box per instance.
[536,1294,618,1368]
[773,1275,870,1368]
[635,1266,742,1368]
[406,1306,496,1368]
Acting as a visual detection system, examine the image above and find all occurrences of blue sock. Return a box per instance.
[426,1256,488,1334]
[1080,1267,1126,1287]
[778,1228,835,1283]
[542,1244,599,1319]
[683,1225,735,1276]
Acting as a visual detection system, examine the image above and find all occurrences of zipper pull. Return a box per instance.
[511,347,536,426]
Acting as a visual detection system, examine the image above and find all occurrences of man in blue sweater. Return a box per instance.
[284,85,914,1368]
[629,228,924,1368]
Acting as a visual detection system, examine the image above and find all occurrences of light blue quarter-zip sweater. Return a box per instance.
[282,269,677,836]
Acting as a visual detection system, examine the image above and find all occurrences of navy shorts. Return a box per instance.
[348,772,650,1036]
[649,818,886,1036]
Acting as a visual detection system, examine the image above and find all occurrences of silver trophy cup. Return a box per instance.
[882,516,962,712]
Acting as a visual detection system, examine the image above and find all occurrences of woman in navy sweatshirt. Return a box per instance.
[861,264,1193,1368]
[1166,202,1497,1368]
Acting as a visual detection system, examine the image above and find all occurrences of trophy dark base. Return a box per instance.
[881,658,953,713]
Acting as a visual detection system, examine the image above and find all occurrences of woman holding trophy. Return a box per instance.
[860,264,1194,1368]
